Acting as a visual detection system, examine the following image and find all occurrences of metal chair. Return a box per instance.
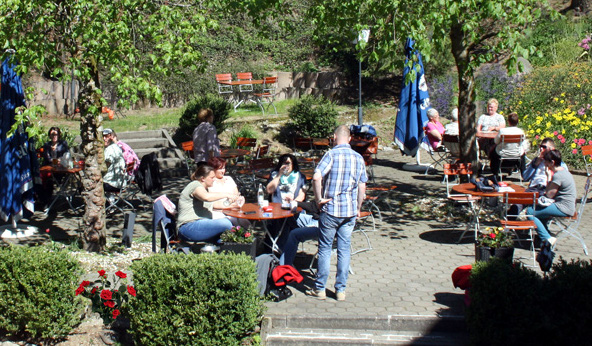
[421,129,450,175]
[215,73,233,97]
[550,145,592,255]
[254,76,278,115]
[236,72,254,92]
[497,133,526,183]
[500,191,538,267]
[254,145,269,159]
[181,140,195,177]
[442,134,461,161]
[443,163,481,243]
[106,162,137,214]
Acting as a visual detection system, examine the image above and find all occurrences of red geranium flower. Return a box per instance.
[489,233,496,239]
[127,285,136,297]
[98,270,106,277]
[91,287,97,295]
[112,309,120,319]
[100,289,113,300]
[81,280,91,287]
[244,232,251,238]
[104,300,115,308]
[115,271,127,279]
[75,286,85,296]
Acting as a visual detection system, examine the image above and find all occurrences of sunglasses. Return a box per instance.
[540,145,548,150]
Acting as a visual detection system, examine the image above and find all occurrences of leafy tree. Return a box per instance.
[241,0,549,163]
[0,0,218,251]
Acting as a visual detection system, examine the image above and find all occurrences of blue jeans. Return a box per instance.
[279,227,319,266]
[526,204,567,241]
[315,213,356,293]
[178,218,233,243]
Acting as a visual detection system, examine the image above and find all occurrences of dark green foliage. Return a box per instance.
[468,258,592,345]
[0,245,83,342]
[545,259,592,344]
[468,259,546,346]
[288,95,338,138]
[176,94,232,142]
[128,253,264,346]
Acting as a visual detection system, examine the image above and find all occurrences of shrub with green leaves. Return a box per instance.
[507,62,592,169]
[177,94,232,142]
[128,253,264,346]
[229,125,259,148]
[288,95,338,138]
[0,245,83,342]
[545,258,592,344]
[467,259,547,345]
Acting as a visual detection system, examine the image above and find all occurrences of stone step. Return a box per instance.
[116,130,163,140]
[122,137,170,150]
[135,147,182,159]
[264,328,468,345]
[262,315,468,346]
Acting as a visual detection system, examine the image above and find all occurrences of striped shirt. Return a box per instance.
[315,144,368,217]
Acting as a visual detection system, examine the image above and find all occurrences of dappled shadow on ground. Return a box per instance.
[420,229,473,245]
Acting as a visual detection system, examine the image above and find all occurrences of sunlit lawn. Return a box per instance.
[39,98,367,137]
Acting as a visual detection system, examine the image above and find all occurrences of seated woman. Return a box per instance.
[207,157,250,229]
[39,127,71,205]
[425,108,445,149]
[262,154,315,250]
[42,126,70,166]
[489,112,527,179]
[177,164,239,243]
[526,149,577,247]
[279,201,320,266]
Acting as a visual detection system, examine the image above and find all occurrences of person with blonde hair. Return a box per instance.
[477,98,505,132]
[192,108,220,162]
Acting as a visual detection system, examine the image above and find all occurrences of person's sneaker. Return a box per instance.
[305,289,326,300]
[336,291,346,301]
[547,237,557,247]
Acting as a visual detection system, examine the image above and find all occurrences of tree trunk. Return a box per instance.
[78,60,106,252]
[450,24,479,169]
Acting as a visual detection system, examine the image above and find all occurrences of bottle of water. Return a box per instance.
[257,184,265,207]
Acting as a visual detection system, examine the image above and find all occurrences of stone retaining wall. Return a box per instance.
[24,71,351,116]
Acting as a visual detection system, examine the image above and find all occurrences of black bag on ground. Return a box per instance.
[537,242,555,272]
[136,153,162,195]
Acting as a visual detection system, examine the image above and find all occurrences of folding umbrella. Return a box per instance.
[393,38,430,157]
[0,56,36,234]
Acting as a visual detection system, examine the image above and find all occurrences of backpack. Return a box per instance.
[136,153,162,195]
[350,124,377,140]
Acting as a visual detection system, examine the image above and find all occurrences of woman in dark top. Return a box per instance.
[42,127,70,166]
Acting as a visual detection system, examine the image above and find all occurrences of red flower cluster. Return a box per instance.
[74,269,136,324]
[489,233,496,239]
[100,289,113,300]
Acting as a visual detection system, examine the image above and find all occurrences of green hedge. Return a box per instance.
[468,258,592,345]
[287,95,338,138]
[0,245,83,342]
[128,253,264,345]
[176,94,233,143]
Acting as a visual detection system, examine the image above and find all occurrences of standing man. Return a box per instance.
[308,125,368,301]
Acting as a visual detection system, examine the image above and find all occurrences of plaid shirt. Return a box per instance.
[315,144,368,217]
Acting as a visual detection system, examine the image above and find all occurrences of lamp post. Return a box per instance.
[357,29,370,125]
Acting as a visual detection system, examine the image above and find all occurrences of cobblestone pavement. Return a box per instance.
[5,148,590,324]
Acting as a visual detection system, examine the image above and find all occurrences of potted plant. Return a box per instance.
[219,226,256,259]
[475,226,514,262]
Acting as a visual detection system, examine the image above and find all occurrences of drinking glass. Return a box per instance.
[237,195,245,211]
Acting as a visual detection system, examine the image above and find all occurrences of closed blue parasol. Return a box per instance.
[0,56,35,224]
[393,38,430,156]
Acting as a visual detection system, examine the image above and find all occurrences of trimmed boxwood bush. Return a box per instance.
[177,93,233,142]
[468,258,592,345]
[0,245,83,342]
[288,95,338,138]
[128,253,264,345]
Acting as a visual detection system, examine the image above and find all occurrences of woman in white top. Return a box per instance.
[477,98,506,132]
[207,157,250,228]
